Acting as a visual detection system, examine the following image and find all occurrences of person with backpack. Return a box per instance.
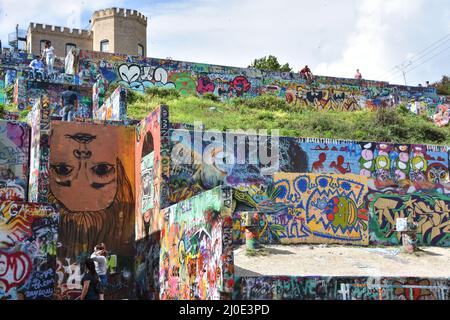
[80,258,104,300]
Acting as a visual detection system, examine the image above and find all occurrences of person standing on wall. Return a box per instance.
[43,41,55,75]
[80,258,104,300]
[91,243,109,291]
[355,69,362,85]
[61,85,78,121]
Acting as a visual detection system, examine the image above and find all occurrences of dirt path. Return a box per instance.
[234,245,450,278]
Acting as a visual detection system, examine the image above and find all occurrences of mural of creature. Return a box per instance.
[49,123,135,258]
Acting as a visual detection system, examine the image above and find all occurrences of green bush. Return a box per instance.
[240,95,291,111]
[144,87,181,99]
[201,92,221,102]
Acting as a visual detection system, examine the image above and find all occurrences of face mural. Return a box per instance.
[49,130,118,211]
[49,122,135,258]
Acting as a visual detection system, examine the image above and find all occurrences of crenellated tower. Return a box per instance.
[26,7,148,57]
[91,8,148,56]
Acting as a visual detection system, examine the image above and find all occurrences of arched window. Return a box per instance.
[138,44,144,56]
[100,40,109,53]
[65,43,76,56]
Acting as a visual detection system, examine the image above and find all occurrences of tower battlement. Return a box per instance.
[29,23,92,38]
[91,7,148,26]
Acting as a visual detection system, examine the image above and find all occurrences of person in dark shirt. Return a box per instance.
[80,258,103,300]
[61,86,78,121]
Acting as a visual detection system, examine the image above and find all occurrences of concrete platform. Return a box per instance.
[234,245,450,278]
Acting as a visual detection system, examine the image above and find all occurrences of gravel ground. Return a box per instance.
[234,245,450,278]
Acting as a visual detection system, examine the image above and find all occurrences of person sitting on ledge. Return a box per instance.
[299,65,313,81]
[29,55,45,80]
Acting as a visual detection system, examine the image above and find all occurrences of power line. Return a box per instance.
[386,44,450,84]
[400,45,450,76]
[376,33,450,79]
[376,33,450,80]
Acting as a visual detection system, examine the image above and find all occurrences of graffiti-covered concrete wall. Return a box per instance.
[234,276,450,300]
[166,127,450,246]
[94,86,127,121]
[28,97,51,203]
[135,105,170,240]
[0,202,59,300]
[159,187,234,300]
[47,121,136,299]
[27,98,137,299]
[269,173,369,245]
[0,120,30,202]
[134,106,170,300]
[69,50,441,114]
[14,78,92,117]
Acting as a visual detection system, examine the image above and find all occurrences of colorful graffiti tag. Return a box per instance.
[66,50,441,113]
[94,86,127,121]
[0,202,59,300]
[159,187,233,300]
[0,121,30,202]
[234,276,449,300]
[369,192,450,247]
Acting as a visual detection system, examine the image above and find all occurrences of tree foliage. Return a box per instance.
[249,55,292,72]
[433,75,450,95]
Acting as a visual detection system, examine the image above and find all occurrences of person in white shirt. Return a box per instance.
[90,243,108,289]
[43,41,55,74]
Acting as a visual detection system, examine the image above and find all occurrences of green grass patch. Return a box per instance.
[127,89,450,145]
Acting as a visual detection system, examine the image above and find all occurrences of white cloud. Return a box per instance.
[144,0,450,85]
[315,0,450,84]
[1,0,449,85]
[0,0,123,40]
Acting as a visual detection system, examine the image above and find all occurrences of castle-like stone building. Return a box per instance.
[26,8,147,57]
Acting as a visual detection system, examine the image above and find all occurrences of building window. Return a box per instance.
[65,43,76,56]
[138,44,144,56]
[100,40,109,53]
[40,40,48,54]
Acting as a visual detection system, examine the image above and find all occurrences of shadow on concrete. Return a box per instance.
[414,249,443,257]
[264,248,295,256]
[234,266,263,277]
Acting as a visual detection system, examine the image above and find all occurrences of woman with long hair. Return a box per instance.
[80,258,104,300]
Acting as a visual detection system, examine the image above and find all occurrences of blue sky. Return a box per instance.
[0,0,449,86]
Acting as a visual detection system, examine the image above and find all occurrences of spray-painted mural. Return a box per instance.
[0,202,59,300]
[369,192,450,247]
[270,173,369,245]
[65,50,441,114]
[0,120,30,202]
[28,97,51,203]
[159,187,233,300]
[14,80,92,117]
[94,86,127,121]
[234,276,449,300]
[45,121,136,300]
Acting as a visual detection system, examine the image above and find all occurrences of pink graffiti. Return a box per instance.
[196,76,215,95]
[231,76,251,96]
[0,251,32,292]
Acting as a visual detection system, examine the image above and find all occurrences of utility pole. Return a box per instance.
[15,24,19,51]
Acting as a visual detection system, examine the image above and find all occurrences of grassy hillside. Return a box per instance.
[128,88,450,146]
